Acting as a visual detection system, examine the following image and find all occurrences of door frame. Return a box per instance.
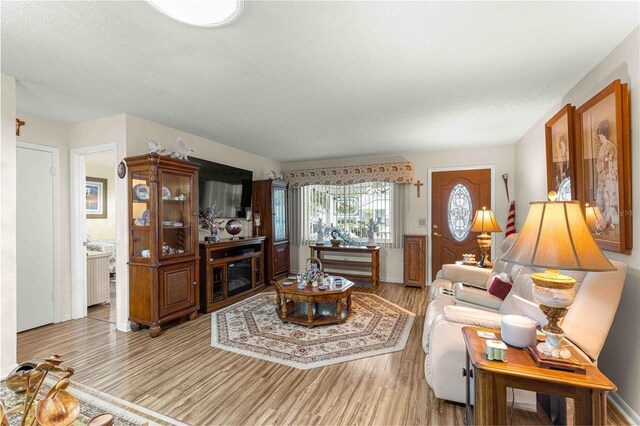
[16,141,61,324]
[427,165,496,284]
[70,143,121,322]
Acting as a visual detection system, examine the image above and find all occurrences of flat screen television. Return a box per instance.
[190,157,253,218]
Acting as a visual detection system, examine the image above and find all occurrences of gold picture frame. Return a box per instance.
[545,104,576,201]
[575,79,632,253]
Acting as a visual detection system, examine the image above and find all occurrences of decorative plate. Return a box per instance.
[141,209,150,226]
[283,281,293,286]
[133,184,149,200]
[162,186,172,200]
[117,160,126,179]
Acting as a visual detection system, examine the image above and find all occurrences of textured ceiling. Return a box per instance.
[2,1,638,162]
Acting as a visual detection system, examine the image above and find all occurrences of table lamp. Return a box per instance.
[470,207,502,268]
[585,203,605,234]
[501,192,614,359]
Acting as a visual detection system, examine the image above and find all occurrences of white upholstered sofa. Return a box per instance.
[423,234,627,404]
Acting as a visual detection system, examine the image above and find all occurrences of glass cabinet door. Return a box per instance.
[131,170,151,258]
[159,171,193,257]
[273,186,287,241]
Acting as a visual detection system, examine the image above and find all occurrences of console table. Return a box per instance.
[462,326,615,425]
[309,245,380,289]
[199,236,265,312]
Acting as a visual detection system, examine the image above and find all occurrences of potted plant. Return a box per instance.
[199,205,225,242]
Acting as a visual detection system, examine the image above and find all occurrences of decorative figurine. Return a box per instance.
[175,137,194,160]
[314,218,325,245]
[145,138,163,154]
[366,218,377,248]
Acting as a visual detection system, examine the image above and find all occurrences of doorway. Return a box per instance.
[70,143,123,327]
[16,142,60,331]
[430,168,492,280]
[84,151,117,324]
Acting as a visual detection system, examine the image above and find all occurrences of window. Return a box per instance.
[303,182,393,243]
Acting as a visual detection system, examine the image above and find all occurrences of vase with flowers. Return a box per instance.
[199,204,225,243]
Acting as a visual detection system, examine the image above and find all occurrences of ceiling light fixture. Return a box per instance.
[147,0,243,28]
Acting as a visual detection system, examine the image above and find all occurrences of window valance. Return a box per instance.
[284,162,414,188]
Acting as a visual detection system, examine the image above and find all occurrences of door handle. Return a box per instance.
[192,281,197,286]
[433,232,442,237]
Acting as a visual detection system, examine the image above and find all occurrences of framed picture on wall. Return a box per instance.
[86,177,108,219]
[575,79,631,253]
[545,104,576,201]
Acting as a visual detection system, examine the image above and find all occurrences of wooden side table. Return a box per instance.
[462,326,616,425]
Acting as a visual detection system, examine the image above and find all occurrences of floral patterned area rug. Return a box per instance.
[211,292,415,369]
[1,377,187,426]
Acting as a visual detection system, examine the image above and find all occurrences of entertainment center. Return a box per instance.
[199,236,266,312]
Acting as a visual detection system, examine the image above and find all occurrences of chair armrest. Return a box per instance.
[443,305,503,330]
[441,264,492,288]
[454,282,503,310]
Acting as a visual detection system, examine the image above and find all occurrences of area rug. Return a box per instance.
[211,292,415,369]
[1,376,187,426]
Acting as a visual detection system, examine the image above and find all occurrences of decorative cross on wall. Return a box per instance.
[16,118,25,136]
[414,179,424,198]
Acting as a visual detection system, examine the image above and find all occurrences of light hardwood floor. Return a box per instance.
[17,283,628,425]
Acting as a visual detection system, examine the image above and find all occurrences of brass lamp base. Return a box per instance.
[531,269,576,360]
[476,232,492,268]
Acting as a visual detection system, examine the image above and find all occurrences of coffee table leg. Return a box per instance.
[282,297,288,318]
[336,298,343,319]
[347,294,352,311]
[307,299,314,323]
[276,291,281,310]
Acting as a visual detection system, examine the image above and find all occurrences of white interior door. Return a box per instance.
[17,146,55,331]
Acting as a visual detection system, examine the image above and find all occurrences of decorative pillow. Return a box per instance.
[488,276,512,300]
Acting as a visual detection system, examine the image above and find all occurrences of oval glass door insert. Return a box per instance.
[448,183,473,241]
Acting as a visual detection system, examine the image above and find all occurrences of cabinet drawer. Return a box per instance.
[159,261,197,317]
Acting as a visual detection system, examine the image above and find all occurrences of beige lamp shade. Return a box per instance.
[501,200,614,271]
[470,207,502,233]
[585,204,605,233]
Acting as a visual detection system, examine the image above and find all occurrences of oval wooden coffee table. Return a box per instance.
[274,277,355,327]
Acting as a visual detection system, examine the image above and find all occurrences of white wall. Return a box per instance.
[85,162,117,240]
[515,27,640,418]
[1,74,18,376]
[284,144,516,282]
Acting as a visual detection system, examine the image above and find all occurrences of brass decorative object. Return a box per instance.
[5,354,78,426]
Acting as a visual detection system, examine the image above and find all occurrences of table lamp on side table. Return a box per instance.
[470,207,502,268]
[500,192,614,359]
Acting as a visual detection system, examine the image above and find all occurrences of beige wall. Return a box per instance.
[85,162,117,240]
[284,144,516,282]
[125,114,283,240]
[1,74,18,376]
[515,27,640,417]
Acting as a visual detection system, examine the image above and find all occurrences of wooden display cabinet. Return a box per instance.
[199,236,265,312]
[403,234,427,288]
[252,179,290,282]
[125,154,200,337]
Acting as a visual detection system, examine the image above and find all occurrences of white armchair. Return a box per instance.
[423,234,627,404]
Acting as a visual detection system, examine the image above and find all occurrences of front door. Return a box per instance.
[431,169,491,280]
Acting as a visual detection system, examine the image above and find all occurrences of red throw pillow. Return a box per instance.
[488,277,512,300]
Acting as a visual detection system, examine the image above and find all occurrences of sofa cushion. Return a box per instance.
[454,282,503,310]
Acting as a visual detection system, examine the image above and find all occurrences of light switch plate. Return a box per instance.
[418,218,427,227]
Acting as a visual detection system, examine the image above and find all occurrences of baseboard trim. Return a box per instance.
[608,392,639,425]
[117,322,130,333]
[60,314,71,322]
